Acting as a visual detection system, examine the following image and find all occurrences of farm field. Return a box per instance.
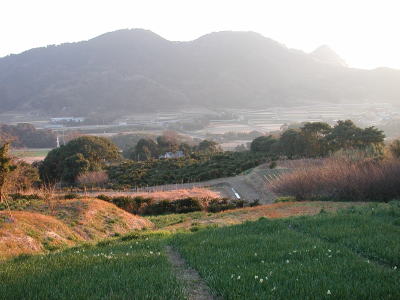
[172,201,400,299]
[0,234,186,300]
[11,148,51,158]
[1,201,399,299]
[11,148,51,163]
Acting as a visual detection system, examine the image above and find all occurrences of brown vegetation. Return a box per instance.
[271,158,400,201]
[0,198,153,260]
[99,188,221,201]
[164,201,366,230]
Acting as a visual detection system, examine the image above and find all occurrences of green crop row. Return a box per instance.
[0,237,185,300]
[172,207,400,299]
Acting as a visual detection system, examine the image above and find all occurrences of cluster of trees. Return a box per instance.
[0,143,41,201]
[251,120,385,158]
[128,132,221,161]
[107,151,268,188]
[205,130,264,143]
[39,136,120,184]
[0,123,57,148]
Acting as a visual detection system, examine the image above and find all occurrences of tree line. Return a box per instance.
[0,123,57,148]
[251,120,385,158]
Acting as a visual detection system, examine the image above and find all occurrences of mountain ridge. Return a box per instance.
[0,29,399,116]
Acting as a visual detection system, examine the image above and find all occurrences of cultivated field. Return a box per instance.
[1,201,399,299]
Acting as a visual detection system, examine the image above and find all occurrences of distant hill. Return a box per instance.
[310,45,347,67]
[0,29,399,116]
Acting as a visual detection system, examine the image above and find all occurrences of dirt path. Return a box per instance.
[165,246,216,300]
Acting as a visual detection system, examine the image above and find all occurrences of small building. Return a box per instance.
[159,151,184,159]
[50,117,85,124]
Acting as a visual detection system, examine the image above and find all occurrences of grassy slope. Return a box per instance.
[172,202,400,299]
[0,199,153,260]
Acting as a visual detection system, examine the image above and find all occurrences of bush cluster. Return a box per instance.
[96,195,259,215]
[107,151,269,188]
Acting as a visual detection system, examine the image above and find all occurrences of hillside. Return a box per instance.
[0,29,399,116]
[0,199,153,259]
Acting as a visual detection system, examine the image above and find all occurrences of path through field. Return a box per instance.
[165,246,216,300]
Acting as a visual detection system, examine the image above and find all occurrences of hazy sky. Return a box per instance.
[1,0,399,69]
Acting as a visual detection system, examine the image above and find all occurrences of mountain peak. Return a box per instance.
[311,45,347,67]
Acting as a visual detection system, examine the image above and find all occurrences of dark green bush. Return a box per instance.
[144,198,203,215]
[9,193,41,201]
[96,194,112,202]
[207,198,238,213]
[64,193,80,199]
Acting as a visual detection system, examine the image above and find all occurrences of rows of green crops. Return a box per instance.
[287,202,400,267]
[0,236,185,300]
[1,202,399,299]
[172,202,400,299]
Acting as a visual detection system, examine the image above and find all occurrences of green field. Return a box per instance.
[172,202,400,299]
[11,149,51,158]
[1,202,399,299]
[0,232,185,300]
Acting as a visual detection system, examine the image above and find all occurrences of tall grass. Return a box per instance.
[271,158,400,201]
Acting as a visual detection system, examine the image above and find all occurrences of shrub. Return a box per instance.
[207,198,238,213]
[269,161,277,169]
[143,198,203,215]
[96,194,112,202]
[9,193,41,201]
[389,140,400,159]
[271,158,400,202]
[76,171,109,188]
[64,193,80,199]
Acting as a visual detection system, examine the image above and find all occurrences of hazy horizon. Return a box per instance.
[1,0,399,70]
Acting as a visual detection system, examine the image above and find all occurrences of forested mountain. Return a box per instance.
[0,29,399,116]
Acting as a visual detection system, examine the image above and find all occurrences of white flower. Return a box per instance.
[149,251,153,254]
[237,276,241,280]
[231,274,234,278]
[265,276,268,280]
[394,266,397,270]
[254,253,258,256]
[286,259,290,263]
[255,275,259,279]
[328,249,332,253]
[261,260,265,264]
[271,286,276,291]
[259,279,263,283]
[327,290,331,295]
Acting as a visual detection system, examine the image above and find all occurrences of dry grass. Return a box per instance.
[0,211,81,260]
[0,198,154,260]
[94,187,221,201]
[271,158,400,201]
[164,201,366,230]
